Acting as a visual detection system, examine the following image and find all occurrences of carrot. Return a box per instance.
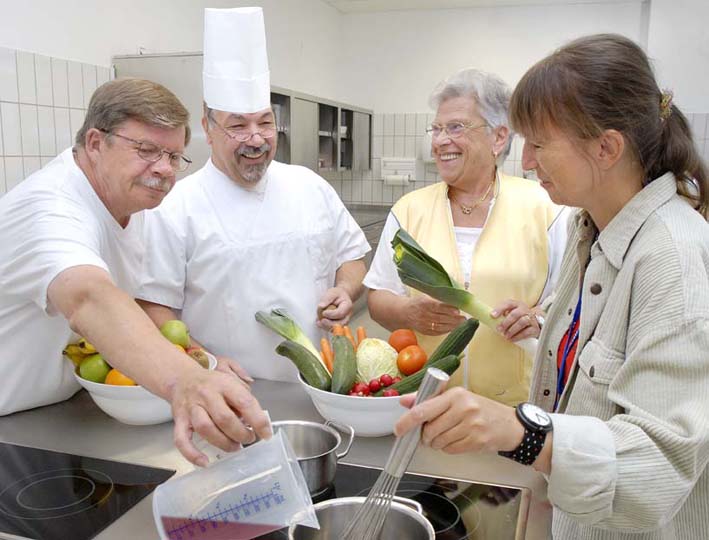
[332,324,345,336]
[356,326,366,346]
[320,338,334,374]
[343,326,356,350]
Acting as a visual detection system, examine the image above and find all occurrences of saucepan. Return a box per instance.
[288,496,435,539]
[272,420,354,495]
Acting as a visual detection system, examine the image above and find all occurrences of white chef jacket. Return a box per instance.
[136,159,370,382]
[0,149,145,415]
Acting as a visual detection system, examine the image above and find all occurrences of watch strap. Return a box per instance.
[498,429,547,465]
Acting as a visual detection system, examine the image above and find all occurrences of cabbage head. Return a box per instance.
[355,338,400,383]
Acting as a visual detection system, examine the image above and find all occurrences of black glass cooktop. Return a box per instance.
[257,462,529,540]
[0,442,175,540]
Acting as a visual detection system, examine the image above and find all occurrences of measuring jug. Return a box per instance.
[153,431,319,540]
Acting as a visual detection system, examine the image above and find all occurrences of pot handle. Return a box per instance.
[325,420,355,459]
[392,495,424,515]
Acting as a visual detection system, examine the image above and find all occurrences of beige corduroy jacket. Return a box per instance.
[530,173,709,540]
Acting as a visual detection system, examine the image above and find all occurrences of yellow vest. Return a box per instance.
[391,174,561,405]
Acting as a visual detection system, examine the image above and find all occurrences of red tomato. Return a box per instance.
[397,345,427,376]
[368,379,381,393]
[382,389,400,397]
[388,329,418,353]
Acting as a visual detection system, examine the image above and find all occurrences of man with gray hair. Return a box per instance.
[136,8,369,382]
[0,78,271,467]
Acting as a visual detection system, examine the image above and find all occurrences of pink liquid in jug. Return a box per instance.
[161,516,281,540]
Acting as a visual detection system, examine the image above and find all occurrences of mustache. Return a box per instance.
[140,176,173,192]
[237,143,271,157]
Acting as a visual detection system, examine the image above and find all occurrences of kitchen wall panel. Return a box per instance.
[0,47,108,196]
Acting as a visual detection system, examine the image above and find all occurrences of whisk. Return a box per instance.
[340,367,450,540]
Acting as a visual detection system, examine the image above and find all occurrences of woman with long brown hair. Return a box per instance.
[395,34,709,539]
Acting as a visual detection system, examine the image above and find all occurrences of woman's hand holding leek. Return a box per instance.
[491,299,542,341]
[405,295,466,336]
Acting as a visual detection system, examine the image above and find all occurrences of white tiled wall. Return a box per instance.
[0,47,110,197]
[331,111,709,207]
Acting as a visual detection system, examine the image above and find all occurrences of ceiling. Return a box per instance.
[323,0,635,12]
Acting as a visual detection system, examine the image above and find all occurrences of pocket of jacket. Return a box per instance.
[577,339,624,385]
[306,228,336,284]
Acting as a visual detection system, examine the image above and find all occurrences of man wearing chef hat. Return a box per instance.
[136,7,369,382]
[0,77,271,467]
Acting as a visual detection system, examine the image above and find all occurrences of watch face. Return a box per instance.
[520,403,552,428]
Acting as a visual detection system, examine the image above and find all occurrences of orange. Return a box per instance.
[104,368,137,386]
[388,329,417,353]
[397,345,427,376]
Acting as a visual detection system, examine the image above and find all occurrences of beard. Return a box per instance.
[237,142,272,183]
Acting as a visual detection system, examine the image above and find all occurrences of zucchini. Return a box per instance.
[375,354,460,396]
[330,335,357,394]
[426,318,479,366]
[276,340,331,391]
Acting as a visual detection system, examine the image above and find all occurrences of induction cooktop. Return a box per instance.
[256,462,530,540]
[0,441,175,540]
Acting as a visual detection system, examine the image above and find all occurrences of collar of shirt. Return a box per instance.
[573,172,678,270]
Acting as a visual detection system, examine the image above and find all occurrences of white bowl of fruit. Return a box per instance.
[66,321,216,426]
[256,309,478,437]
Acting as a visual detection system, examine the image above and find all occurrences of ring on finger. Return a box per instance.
[525,314,535,326]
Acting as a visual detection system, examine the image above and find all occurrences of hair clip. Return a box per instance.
[660,90,673,121]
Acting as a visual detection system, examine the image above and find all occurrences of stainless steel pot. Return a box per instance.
[272,420,354,495]
[288,496,435,540]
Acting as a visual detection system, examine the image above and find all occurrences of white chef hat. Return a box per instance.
[203,7,271,113]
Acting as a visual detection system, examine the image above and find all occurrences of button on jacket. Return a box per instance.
[529,173,709,539]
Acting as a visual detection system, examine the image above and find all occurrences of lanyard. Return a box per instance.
[556,291,582,403]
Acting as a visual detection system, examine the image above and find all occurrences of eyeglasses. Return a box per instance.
[425,121,489,139]
[101,130,192,172]
[208,115,277,142]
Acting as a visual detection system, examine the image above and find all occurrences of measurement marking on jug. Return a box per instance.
[163,482,287,539]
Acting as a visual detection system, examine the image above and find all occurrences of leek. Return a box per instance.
[255,308,326,369]
[392,228,536,355]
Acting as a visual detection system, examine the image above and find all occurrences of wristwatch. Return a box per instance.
[498,402,553,466]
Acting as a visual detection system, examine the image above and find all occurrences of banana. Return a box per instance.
[77,338,97,354]
[62,344,88,367]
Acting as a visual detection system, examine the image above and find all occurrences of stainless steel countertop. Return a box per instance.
[0,381,551,539]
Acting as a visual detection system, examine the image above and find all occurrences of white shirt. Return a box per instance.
[364,199,570,304]
[0,149,145,415]
[136,159,370,382]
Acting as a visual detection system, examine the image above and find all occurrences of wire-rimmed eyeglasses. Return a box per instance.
[101,130,192,172]
[208,114,277,142]
[425,121,489,139]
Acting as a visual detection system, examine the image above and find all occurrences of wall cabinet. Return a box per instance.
[269,89,372,174]
[112,52,372,176]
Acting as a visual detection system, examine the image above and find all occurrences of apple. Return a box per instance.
[79,354,111,383]
[160,320,190,348]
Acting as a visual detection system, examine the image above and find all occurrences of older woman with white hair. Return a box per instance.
[364,68,569,406]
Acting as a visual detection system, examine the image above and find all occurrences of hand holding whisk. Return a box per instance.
[340,367,450,540]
